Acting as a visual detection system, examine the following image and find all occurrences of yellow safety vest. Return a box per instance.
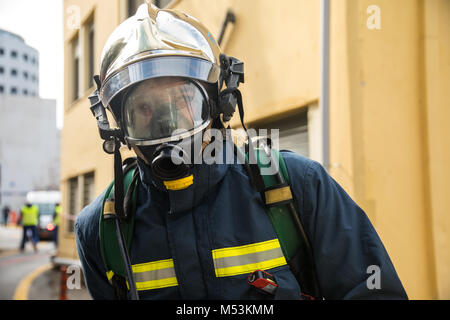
[21,205,39,226]
[54,205,61,226]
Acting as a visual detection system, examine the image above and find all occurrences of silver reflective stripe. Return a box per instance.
[212,239,287,277]
[214,247,284,270]
[131,258,178,291]
[133,266,176,283]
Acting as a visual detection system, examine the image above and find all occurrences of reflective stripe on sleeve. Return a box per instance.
[212,239,287,277]
[131,258,178,291]
[106,258,178,291]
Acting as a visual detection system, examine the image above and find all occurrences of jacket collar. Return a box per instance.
[137,139,236,213]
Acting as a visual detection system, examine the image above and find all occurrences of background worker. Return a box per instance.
[53,203,61,247]
[19,202,39,253]
[2,205,10,226]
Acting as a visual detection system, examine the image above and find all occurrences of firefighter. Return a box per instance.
[75,3,407,300]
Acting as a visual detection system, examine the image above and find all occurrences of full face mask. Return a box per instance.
[122,76,211,182]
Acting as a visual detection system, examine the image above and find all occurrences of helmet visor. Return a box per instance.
[123,77,209,143]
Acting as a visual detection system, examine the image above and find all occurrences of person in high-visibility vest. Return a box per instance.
[20,202,39,253]
[53,203,61,247]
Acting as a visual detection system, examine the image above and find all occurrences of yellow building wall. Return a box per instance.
[329,0,450,299]
[172,0,320,124]
[59,0,120,259]
[423,0,450,299]
[60,0,449,299]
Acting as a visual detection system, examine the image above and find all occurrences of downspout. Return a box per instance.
[320,0,330,170]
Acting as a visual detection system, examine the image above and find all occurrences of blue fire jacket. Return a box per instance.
[75,146,408,300]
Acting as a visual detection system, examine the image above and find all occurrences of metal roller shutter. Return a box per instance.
[254,110,309,157]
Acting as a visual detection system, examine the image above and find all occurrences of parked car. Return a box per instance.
[37,203,57,241]
[26,191,60,241]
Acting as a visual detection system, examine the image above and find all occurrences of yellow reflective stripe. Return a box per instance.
[212,239,281,259]
[163,175,194,190]
[106,270,114,281]
[133,258,178,291]
[135,277,178,291]
[132,258,174,273]
[107,259,179,291]
[212,239,287,277]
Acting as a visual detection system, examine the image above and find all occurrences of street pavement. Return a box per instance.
[0,225,91,300]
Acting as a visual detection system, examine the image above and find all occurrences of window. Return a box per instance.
[128,0,145,17]
[0,48,4,55]
[71,35,80,101]
[23,71,28,79]
[0,85,4,93]
[83,172,95,207]
[254,109,309,157]
[23,89,28,96]
[154,0,171,8]
[10,87,17,95]
[0,66,3,74]
[11,69,17,77]
[85,17,95,89]
[67,177,79,232]
[66,172,95,233]
[10,50,17,58]
[31,74,36,82]
[23,54,28,62]
[127,0,170,16]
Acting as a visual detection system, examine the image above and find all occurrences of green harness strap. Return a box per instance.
[99,167,137,279]
[99,149,301,278]
[253,148,301,261]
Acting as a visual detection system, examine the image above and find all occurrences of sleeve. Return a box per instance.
[75,194,117,300]
[284,153,408,299]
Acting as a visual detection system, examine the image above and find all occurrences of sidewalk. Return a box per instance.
[0,224,22,256]
[26,264,91,300]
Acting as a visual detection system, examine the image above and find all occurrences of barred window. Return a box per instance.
[83,172,95,207]
[67,177,79,232]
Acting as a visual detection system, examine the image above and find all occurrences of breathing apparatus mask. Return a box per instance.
[122,76,213,181]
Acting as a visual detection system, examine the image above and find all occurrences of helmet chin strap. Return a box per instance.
[218,54,266,194]
[113,138,125,219]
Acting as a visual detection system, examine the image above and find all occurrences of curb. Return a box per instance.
[13,263,53,300]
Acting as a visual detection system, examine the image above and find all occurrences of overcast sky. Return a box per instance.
[0,0,64,129]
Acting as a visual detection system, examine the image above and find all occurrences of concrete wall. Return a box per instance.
[0,95,59,211]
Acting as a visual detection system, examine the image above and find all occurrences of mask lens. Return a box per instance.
[123,77,209,141]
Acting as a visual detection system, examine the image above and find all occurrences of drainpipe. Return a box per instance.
[320,0,330,170]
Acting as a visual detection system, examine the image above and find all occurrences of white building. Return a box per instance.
[0,29,59,214]
[0,95,60,213]
[0,29,39,97]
